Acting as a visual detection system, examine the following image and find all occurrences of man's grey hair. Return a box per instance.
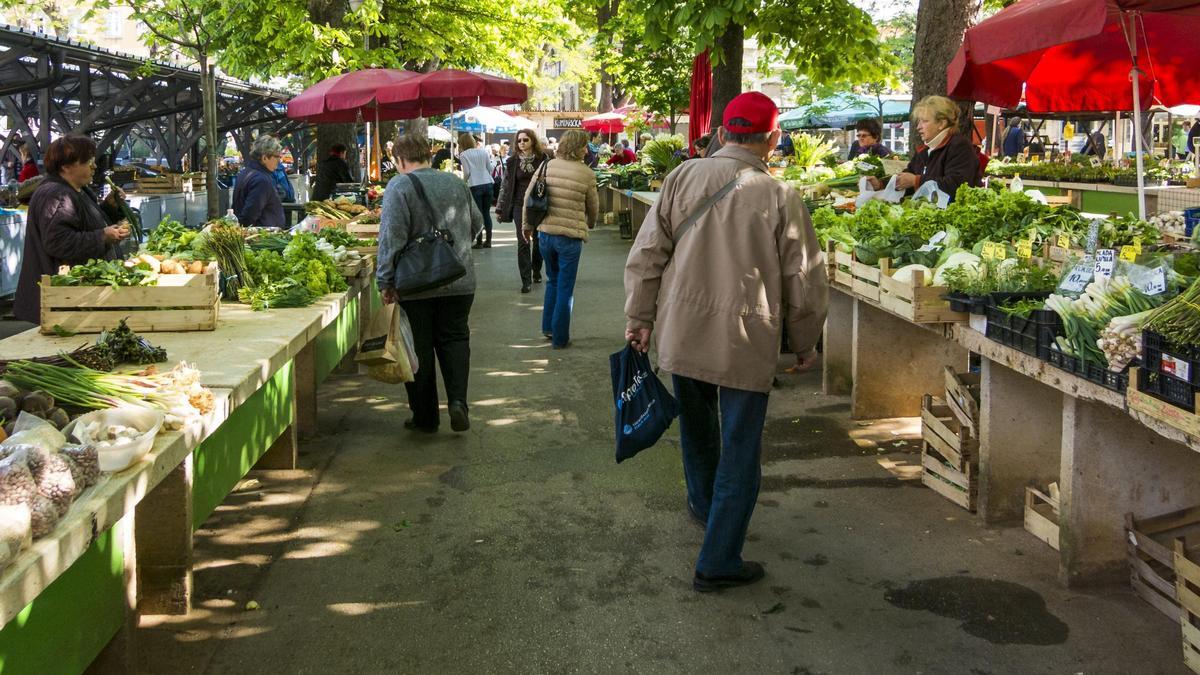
[250,134,283,161]
[723,119,770,145]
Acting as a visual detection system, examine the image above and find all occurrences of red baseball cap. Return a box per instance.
[723,92,779,134]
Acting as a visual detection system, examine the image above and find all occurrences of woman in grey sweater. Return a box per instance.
[377,133,483,433]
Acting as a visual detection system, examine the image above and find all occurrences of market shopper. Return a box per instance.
[458,133,496,249]
[496,129,547,293]
[232,135,286,229]
[846,119,891,159]
[606,141,637,166]
[14,135,130,324]
[377,133,483,434]
[311,144,354,201]
[623,92,828,592]
[16,141,38,182]
[523,129,597,349]
[1002,116,1026,159]
[868,96,982,202]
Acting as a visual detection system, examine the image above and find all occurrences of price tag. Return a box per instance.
[1119,245,1138,262]
[982,242,1008,260]
[1133,237,1143,254]
[1016,240,1034,259]
[1094,248,1116,278]
[1060,263,1093,293]
[1086,219,1102,253]
[928,231,948,245]
[1056,234,1071,249]
[1142,267,1167,295]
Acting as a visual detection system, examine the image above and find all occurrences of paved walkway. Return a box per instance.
[139,224,1186,674]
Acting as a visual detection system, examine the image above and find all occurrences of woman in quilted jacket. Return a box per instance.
[522,129,598,349]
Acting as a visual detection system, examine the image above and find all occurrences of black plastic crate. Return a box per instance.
[1045,347,1129,392]
[985,299,1059,360]
[1137,367,1196,413]
[1142,330,1200,386]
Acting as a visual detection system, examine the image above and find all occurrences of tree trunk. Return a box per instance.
[910,0,978,149]
[199,58,221,219]
[595,0,620,112]
[709,23,744,133]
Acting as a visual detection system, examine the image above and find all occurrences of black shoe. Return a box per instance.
[687,501,707,529]
[521,283,532,293]
[693,561,765,593]
[472,241,484,249]
[484,241,492,248]
[542,332,552,340]
[404,419,437,434]
[448,401,470,432]
[551,341,572,350]
[533,274,542,283]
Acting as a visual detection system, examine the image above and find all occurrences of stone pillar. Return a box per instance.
[85,514,137,674]
[293,341,318,440]
[1060,396,1200,586]
[822,290,854,396]
[255,362,299,470]
[978,359,1063,523]
[850,301,968,419]
[135,454,193,615]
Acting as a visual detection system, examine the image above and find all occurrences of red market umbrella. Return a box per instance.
[581,112,625,133]
[375,69,528,115]
[688,50,712,155]
[947,0,1200,217]
[287,68,422,123]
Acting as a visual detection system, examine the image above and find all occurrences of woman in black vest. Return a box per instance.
[496,129,548,293]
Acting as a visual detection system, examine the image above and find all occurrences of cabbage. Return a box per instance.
[892,264,934,286]
[933,252,983,286]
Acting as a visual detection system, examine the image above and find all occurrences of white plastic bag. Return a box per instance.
[912,180,951,209]
[0,412,65,455]
[855,175,907,208]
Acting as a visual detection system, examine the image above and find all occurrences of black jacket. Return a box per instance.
[905,132,982,201]
[15,175,122,323]
[311,154,353,201]
[232,159,284,229]
[495,153,548,223]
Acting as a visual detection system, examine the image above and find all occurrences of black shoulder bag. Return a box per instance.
[524,157,551,227]
[389,172,467,295]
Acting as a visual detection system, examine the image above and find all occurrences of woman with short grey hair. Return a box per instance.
[232,134,286,228]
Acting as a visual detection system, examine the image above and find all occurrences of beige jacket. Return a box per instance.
[624,145,828,393]
[522,158,598,240]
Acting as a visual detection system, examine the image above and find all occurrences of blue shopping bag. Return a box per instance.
[609,344,679,463]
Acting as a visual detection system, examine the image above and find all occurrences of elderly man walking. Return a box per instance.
[623,92,828,592]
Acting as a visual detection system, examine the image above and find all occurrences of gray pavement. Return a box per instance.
[137,223,1187,674]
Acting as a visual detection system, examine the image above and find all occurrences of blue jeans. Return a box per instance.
[538,233,582,346]
[672,375,770,577]
[470,184,493,243]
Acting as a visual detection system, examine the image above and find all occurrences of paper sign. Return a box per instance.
[1016,240,1034,259]
[1142,267,1167,295]
[1119,246,1139,262]
[1056,234,1071,249]
[1162,354,1192,382]
[928,231,948,245]
[1060,263,1093,293]
[1094,249,1116,278]
[1086,219,1103,253]
[982,242,1008,261]
[1133,237,1143,253]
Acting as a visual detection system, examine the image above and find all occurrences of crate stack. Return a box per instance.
[919,367,981,512]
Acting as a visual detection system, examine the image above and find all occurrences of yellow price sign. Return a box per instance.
[1056,234,1071,249]
[1017,240,1034,259]
[982,242,1008,260]
[1119,245,1138,262]
[1133,237,1143,253]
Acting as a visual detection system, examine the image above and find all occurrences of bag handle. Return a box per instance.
[672,169,753,242]
[405,172,446,236]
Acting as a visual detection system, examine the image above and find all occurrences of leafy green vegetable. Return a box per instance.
[145,217,200,256]
[50,259,156,289]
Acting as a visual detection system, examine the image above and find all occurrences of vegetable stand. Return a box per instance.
[0,276,378,673]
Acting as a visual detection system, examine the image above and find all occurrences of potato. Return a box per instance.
[188,260,204,274]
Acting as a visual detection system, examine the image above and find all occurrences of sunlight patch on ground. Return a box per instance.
[472,397,517,406]
[508,343,551,349]
[487,418,518,427]
[327,600,429,616]
[485,370,532,377]
[848,417,922,448]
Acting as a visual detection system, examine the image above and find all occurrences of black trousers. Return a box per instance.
[513,205,542,285]
[470,184,494,244]
[399,294,474,429]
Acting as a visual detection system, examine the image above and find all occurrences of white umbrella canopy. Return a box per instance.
[449,106,530,133]
[427,125,453,142]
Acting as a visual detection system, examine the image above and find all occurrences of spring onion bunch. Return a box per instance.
[1143,281,1200,348]
[1045,277,1162,368]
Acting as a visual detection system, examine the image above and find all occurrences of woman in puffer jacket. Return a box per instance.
[522,129,598,349]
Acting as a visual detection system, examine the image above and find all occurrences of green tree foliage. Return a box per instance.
[600,16,693,131]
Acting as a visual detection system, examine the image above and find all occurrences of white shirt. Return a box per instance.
[458,147,495,188]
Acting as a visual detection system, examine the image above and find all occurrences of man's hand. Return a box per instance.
[381,288,399,305]
[625,327,652,353]
[103,224,130,243]
[785,349,820,374]
[894,172,920,190]
[866,176,885,191]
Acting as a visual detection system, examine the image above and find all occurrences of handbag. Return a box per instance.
[610,345,679,463]
[524,158,551,227]
[388,172,467,295]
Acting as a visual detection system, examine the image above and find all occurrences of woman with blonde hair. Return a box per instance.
[868,95,981,201]
[496,128,548,293]
[522,129,597,348]
[458,132,496,248]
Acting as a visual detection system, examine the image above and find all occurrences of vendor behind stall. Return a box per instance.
[232,135,285,229]
[868,96,981,201]
[14,135,130,324]
[847,118,891,159]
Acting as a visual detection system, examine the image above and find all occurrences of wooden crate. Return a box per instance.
[40,263,220,334]
[1174,539,1200,674]
[336,257,373,280]
[825,241,854,290]
[877,259,968,323]
[1127,506,1200,624]
[346,221,380,238]
[944,366,982,438]
[1128,371,1200,440]
[134,173,196,194]
[1025,486,1061,550]
[920,394,978,512]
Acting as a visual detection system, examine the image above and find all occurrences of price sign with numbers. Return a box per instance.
[1142,268,1167,295]
[1133,237,1143,254]
[982,242,1008,260]
[1094,248,1116,278]
[1119,246,1139,262]
[1059,263,1093,293]
[1056,234,1071,249]
[1016,240,1034,259]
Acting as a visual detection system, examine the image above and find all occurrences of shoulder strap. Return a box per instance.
[405,172,443,234]
[672,169,754,243]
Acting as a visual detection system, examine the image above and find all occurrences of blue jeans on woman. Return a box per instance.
[672,375,770,577]
[538,232,582,347]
